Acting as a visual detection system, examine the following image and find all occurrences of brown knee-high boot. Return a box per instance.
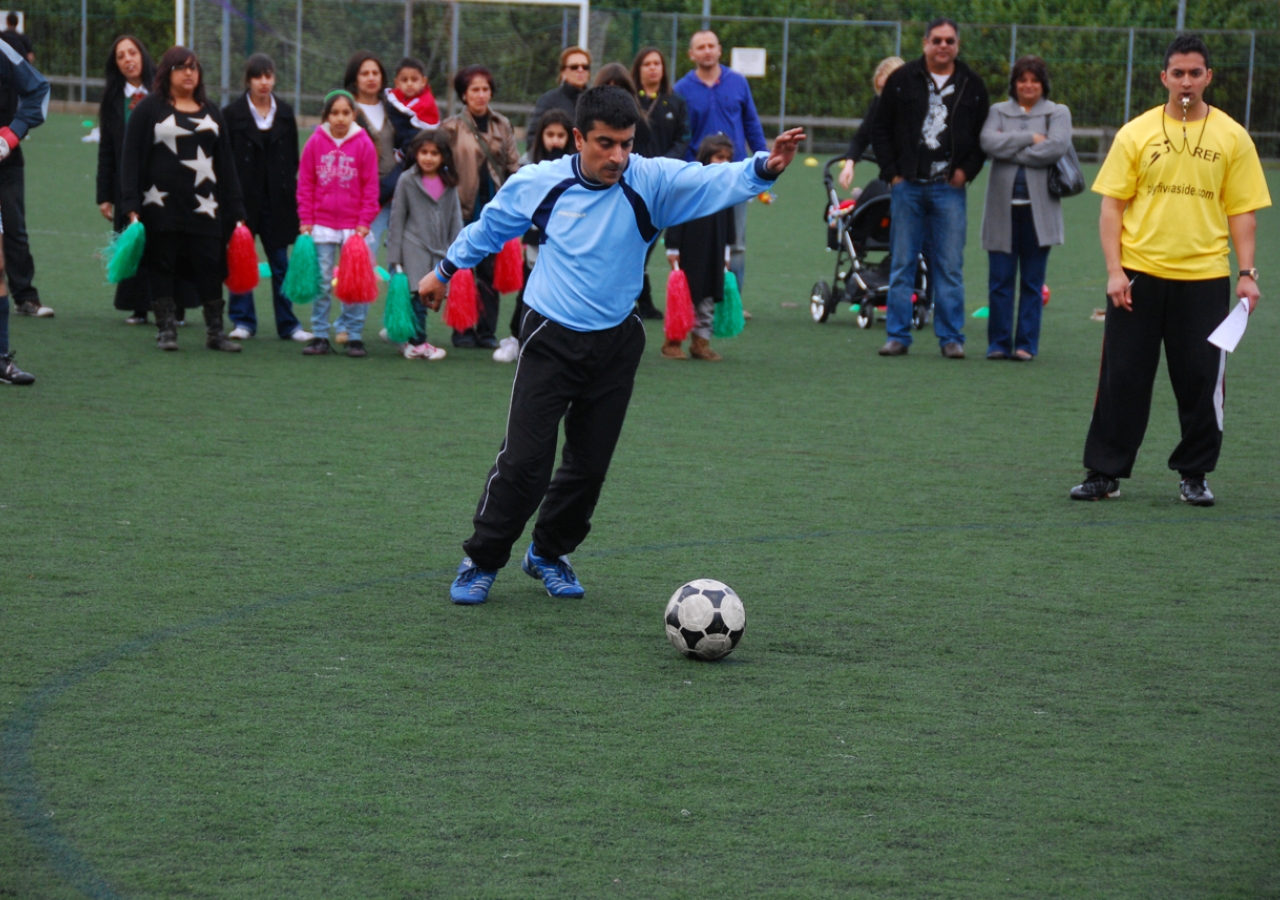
[203,298,241,352]
[153,296,179,351]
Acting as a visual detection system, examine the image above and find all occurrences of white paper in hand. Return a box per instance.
[1208,298,1251,352]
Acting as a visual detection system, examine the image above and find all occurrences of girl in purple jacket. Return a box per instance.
[296,90,379,357]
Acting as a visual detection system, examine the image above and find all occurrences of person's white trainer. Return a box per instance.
[378,328,391,343]
[493,336,519,363]
[228,325,253,339]
[290,329,314,342]
[405,342,446,361]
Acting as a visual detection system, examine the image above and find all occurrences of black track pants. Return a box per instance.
[463,309,646,570]
[1083,271,1229,479]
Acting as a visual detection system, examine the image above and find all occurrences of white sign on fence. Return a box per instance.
[730,47,767,77]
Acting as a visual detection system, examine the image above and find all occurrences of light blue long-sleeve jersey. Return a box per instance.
[436,151,778,332]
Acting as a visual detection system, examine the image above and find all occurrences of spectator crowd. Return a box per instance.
[0,19,1269,510]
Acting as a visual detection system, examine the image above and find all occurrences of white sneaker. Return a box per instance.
[228,326,253,339]
[33,304,55,318]
[493,336,519,363]
[290,329,314,342]
[405,342,446,361]
[379,328,391,343]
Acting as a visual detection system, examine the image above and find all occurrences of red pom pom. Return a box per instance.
[442,268,480,332]
[1041,283,1051,306]
[664,267,696,342]
[492,238,524,294]
[224,224,260,293]
[334,235,378,303]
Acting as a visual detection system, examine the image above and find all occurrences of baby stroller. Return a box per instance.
[810,156,931,330]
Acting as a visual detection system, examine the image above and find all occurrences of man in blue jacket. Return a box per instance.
[675,30,768,299]
[0,37,47,385]
[418,87,803,604]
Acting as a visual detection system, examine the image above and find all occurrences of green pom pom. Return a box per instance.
[103,220,146,284]
[713,271,745,339]
[971,306,989,319]
[383,272,418,344]
[283,234,320,305]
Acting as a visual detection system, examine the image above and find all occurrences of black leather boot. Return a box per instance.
[203,298,241,352]
[153,296,179,351]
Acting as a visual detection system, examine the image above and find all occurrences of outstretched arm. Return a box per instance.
[651,128,807,230]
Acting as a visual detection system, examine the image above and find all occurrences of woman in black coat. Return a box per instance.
[630,47,689,160]
[222,53,308,342]
[120,46,246,352]
[96,35,155,324]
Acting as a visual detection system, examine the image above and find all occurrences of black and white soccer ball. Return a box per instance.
[664,579,746,660]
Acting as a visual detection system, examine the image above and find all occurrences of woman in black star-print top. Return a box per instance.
[120,45,246,352]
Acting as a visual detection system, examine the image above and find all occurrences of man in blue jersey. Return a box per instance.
[418,86,803,604]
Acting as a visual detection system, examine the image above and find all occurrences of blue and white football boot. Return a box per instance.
[521,543,586,598]
[450,557,498,605]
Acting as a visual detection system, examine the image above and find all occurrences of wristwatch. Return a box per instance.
[1239,268,1259,280]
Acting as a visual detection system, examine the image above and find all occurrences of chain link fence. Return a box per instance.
[22,0,1280,158]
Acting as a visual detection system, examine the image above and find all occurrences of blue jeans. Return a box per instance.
[366,204,391,258]
[886,180,967,347]
[227,240,302,338]
[987,204,1050,357]
[311,241,369,341]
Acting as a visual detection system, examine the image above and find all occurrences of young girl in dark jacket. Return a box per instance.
[96,35,156,324]
[222,53,309,342]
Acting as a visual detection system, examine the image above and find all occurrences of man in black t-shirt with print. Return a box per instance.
[871,17,988,359]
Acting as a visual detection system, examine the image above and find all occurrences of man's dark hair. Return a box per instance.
[1164,33,1211,70]
[574,85,638,136]
[395,56,427,77]
[454,65,495,100]
[696,133,734,165]
[243,53,275,87]
[154,46,209,105]
[5,12,18,27]
[342,51,386,95]
[1008,55,1050,100]
[924,17,959,40]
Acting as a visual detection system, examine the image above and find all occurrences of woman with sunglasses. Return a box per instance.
[530,46,591,135]
[120,46,246,352]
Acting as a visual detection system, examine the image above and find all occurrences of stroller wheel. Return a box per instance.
[810,281,832,323]
[856,302,875,329]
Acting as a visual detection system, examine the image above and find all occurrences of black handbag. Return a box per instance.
[1046,115,1085,197]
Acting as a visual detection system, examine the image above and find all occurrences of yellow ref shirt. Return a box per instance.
[1092,105,1271,280]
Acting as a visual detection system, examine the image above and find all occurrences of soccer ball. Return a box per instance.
[664,579,746,660]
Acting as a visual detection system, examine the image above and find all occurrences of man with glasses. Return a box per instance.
[872,16,989,358]
[532,46,592,133]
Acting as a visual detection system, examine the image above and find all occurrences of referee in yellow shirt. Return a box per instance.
[1071,34,1271,506]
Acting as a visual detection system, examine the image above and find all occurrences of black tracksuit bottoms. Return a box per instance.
[1083,270,1229,479]
[463,308,646,570]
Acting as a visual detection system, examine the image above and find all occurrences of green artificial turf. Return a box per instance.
[2,114,1279,899]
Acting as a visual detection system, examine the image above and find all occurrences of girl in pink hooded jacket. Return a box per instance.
[296,90,380,357]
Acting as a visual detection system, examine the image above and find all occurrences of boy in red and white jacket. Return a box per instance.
[385,57,440,134]
[297,90,380,357]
